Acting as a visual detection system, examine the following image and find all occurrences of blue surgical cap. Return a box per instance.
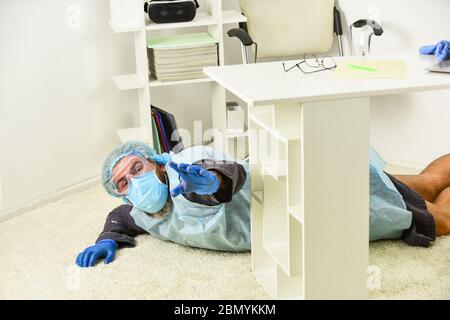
[102,141,157,197]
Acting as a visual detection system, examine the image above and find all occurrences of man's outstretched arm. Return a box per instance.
[181,159,247,206]
[76,204,146,268]
[96,204,147,246]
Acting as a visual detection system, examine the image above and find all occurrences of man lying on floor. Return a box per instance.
[76,141,450,267]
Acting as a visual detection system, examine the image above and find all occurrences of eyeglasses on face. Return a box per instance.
[112,155,153,196]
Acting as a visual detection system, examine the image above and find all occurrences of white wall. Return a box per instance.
[337,0,450,169]
[0,0,242,218]
[1,0,450,217]
[0,0,137,216]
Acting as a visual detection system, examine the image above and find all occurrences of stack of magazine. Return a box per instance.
[147,32,219,82]
[151,105,184,154]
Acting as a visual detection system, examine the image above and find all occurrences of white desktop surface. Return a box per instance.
[204,52,450,106]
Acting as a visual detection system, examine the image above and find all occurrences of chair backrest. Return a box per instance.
[240,0,335,58]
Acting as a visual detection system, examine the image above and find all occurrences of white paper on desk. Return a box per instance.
[332,60,407,79]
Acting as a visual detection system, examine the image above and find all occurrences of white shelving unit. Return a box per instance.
[109,0,247,151]
[249,103,304,299]
[145,11,218,31]
[112,74,146,91]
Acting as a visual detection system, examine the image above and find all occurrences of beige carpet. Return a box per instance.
[0,168,449,299]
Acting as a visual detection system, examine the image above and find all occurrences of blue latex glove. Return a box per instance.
[419,40,450,62]
[76,239,118,268]
[149,153,171,165]
[436,40,450,62]
[419,44,437,55]
[168,161,220,197]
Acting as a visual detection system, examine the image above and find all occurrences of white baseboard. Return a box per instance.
[0,176,101,223]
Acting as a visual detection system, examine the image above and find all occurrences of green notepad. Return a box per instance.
[147,32,218,49]
[332,60,407,79]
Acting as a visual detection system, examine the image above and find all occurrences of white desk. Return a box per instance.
[204,52,450,299]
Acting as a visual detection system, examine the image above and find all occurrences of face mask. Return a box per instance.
[126,171,169,214]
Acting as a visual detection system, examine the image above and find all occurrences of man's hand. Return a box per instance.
[76,239,118,268]
[149,153,171,166]
[169,161,220,197]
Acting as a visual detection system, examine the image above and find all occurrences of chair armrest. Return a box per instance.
[227,28,255,47]
[334,7,343,36]
[351,19,384,36]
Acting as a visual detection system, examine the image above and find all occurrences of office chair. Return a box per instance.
[228,0,344,63]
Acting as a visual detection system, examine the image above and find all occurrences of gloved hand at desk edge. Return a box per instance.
[76,239,118,268]
[419,40,450,62]
[169,161,220,197]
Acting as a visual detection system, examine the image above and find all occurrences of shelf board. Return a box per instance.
[276,278,304,300]
[116,127,150,144]
[113,74,147,91]
[251,190,264,206]
[149,76,213,88]
[145,11,218,31]
[289,206,304,224]
[261,162,287,180]
[109,20,143,33]
[227,130,248,139]
[254,269,277,298]
[144,10,246,31]
[264,242,290,276]
[250,109,301,144]
[221,10,247,24]
[250,108,274,129]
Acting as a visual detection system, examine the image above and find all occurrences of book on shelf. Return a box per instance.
[150,60,218,73]
[149,55,218,70]
[147,32,219,82]
[149,71,206,82]
[151,115,162,154]
[152,110,169,152]
[150,45,218,59]
[147,33,218,49]
[156,111,171,152]
[151,105,184,154]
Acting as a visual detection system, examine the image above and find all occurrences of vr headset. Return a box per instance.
[144,0,200,24]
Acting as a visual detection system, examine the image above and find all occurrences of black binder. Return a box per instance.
[151,105,184,153]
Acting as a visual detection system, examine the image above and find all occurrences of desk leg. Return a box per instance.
[302,97,370,299]
[210,81,227,154]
